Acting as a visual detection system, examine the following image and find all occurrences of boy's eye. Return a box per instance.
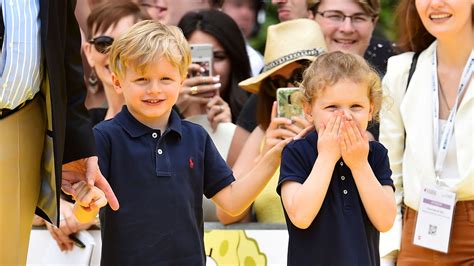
[351,105,363,110]
[134,77,148,82]
[325,105,337,111]
[160,76,173,81]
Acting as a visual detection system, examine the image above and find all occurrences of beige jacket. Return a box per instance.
[379,41,474,255]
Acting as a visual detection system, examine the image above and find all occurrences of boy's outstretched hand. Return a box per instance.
[339,118,369,170]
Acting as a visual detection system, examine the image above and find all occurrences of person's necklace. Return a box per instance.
[438,83,452,112]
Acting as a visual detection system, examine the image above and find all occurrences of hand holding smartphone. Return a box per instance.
[276,87,304,119]
[190,44,213,77]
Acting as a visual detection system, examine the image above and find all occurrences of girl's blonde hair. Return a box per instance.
[300,51,383,121]
[109,20,191,79]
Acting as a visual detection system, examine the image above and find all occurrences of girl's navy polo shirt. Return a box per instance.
[93,106,234,265]
[277,131,394,266]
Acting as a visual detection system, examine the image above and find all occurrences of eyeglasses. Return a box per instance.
[315,10,376,25]
[263,67,305,96]
[88,36,114,54]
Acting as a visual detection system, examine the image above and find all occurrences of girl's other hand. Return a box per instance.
[339,119,369,170]
[206,95,231,131]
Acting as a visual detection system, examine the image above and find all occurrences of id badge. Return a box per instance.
[413,186,456,253]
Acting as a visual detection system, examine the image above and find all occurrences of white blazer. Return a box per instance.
[378,41,474,255]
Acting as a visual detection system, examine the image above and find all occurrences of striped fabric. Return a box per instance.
[0,0,41,109]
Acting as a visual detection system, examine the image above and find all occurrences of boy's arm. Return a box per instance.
[280,153,335,229]
[216,127,266,224]
[212,137,291,217]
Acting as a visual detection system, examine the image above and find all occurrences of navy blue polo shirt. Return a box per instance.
[277,131,394,266]
[94,106,234,265]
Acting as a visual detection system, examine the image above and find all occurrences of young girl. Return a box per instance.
[277,51,396,265]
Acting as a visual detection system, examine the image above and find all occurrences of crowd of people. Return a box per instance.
[0,0,472,265]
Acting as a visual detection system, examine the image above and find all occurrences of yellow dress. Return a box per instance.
[252,139,285,223]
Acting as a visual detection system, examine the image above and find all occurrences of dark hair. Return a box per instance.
[394,0,435,53]
[178,10,252,122]
[86,0,151,38]
[209,0,224,8]
[308,0,380,17]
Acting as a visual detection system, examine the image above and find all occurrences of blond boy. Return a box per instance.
[94,20,297,264]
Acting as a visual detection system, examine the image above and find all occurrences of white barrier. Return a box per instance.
[27,223,288,266]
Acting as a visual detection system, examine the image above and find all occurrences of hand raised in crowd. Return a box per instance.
[339,116,370,170]
[62,156,119,211]
[317,112,343,163]
[176,63,221,116]
[206,95,231,131]
[263,102,313,155]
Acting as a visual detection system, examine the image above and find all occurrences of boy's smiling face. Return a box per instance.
[112,57,184,130]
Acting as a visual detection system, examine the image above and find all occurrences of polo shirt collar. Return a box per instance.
[116,106,182,139]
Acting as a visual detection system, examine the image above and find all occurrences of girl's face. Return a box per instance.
[85,15,137,88]
[415,0,473,39]
[304,79,374,132]
[187,30,231,95]
[314,0,376,56]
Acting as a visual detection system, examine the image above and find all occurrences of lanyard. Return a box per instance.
[431,47,474,185]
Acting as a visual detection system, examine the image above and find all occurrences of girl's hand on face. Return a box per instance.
[263,102,297,154]
[206,95,231,132]
[317,111,342,163]
[339,118,369,170]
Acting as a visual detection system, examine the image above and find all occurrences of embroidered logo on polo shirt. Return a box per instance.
[189,157,194,169]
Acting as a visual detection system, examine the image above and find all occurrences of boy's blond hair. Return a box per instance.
[300,51,383,121]
[109,20,191,79]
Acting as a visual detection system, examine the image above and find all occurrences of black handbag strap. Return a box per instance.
[403,52,419,151]
[406,52,420,92]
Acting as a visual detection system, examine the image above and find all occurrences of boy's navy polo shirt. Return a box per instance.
[277,130,394,266]
[94,106,235,265]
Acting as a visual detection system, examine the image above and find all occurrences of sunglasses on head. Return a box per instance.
[88,36,114,54]
[264,67,305,95]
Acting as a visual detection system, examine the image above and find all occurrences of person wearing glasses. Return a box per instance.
[33,1,150,252]
[84,1,150,124]
[217,19,325,224]
[308,0,396,77]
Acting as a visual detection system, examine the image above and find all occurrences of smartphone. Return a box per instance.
[276,87,304,119]
[190,44,213,77]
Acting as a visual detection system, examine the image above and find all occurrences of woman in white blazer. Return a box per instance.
[380,0,473,264]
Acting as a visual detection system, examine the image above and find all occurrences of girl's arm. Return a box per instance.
[340,120,396,232]
[280,113,342,229]
[280,154,336,229]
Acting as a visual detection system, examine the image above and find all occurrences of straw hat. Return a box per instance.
[239,19,327,93]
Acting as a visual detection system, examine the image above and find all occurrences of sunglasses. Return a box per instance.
[264,67,305,96]
[88,36,114,54]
